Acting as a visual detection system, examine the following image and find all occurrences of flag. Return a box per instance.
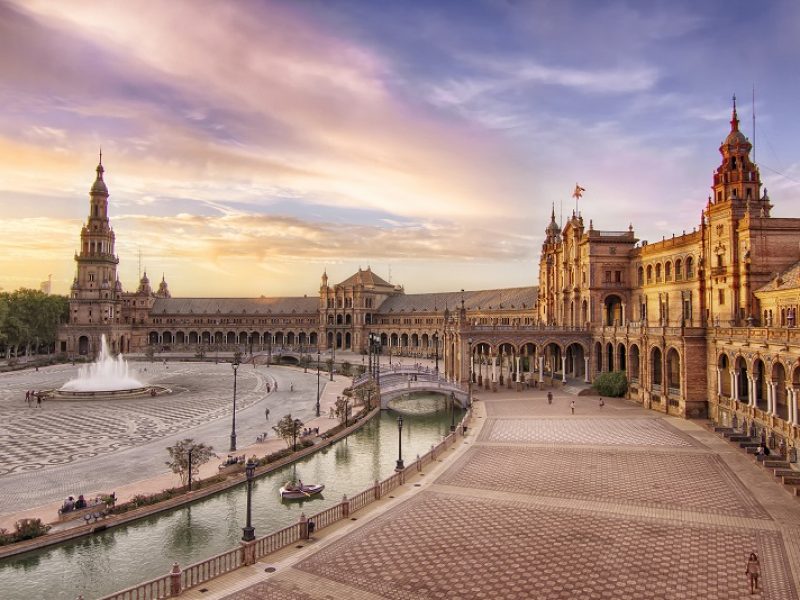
[572,184,586,199]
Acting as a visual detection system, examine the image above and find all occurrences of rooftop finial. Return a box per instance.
[730,94,739,132]
[99,146,102,165]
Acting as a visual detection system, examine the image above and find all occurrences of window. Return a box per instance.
[675,259,683,281]
[604,271,611,283]
[655,264,662,282]
[716,254,724,268]
[88,273,95,282]
[686,257,694,278]
[665,262,672,281]
[646,265,653,284]
[718,289,725,305]
[615,271,621,283]
[637,266,644,286]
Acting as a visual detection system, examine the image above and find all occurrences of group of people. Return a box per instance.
[60,492,115,514]
[221,454,246,467]
[24,390,43,407]
[301,427,319,437]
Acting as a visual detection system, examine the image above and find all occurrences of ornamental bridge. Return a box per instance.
[352,366,469,409]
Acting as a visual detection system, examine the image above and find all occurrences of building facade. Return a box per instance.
[59,99,800,449]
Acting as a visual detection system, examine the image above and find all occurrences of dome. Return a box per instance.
[724,129,748,146]
[91,163,108,194]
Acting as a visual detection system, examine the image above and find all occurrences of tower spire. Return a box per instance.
[730,94,739,132]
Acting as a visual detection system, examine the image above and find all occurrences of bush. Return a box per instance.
[593,371,628,397]
[0,519,52,545]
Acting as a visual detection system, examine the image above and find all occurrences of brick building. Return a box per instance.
[58,98,800,449]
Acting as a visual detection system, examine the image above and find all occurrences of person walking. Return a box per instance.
[570,400,575,415]
[265,407,270,421]
[599,397,605,409]
[547,392,553,405]
[746,552,760,594]
[36,393,42,408]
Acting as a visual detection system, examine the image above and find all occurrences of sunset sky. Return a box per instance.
[1,0,798,297]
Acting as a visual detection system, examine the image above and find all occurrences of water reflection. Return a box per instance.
[0,393,462,600]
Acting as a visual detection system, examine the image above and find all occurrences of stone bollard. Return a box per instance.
[341,494,350,518]
[169,562,182,597]
[430,443,436,459]
[373,479,381,500]
[299,512,309,540]
[416,454,421,471]
[242,539,256,566]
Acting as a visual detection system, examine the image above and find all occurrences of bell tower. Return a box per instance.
[66,154,124,355]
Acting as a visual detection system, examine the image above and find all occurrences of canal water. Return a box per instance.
[0,394,462,600]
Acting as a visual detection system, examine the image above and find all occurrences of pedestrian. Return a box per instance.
[25,390,30,403]
[267,383,271,393]
[36,394,42,408]
[745,552,760,594]
[290,382,294,392]
[570,400,575,415]
[547,391,552,405]
[599,397,605,409]
[265,407,270,421]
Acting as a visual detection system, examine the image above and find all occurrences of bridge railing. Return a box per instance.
[96,407,472,600]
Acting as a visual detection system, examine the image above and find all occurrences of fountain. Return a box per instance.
[55,335,163,399]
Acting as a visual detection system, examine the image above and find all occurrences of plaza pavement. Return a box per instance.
[174,387,800,600]
[0,355,395,532]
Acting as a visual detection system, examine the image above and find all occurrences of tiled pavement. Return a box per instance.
[193,390,800,599]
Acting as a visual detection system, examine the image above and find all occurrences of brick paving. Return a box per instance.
[204,391,800,600]
[436,446,770,519]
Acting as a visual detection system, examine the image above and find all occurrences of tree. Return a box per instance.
[166,439,215,487]
[340,361,352,376]
[273,414,304,450]
[334,396,351,425]
[592,371,628,397]
[352,380,378,410]
[0,289,68,358]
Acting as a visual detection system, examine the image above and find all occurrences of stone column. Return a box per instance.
[716,368,722,397]
[770,383,777,416]
[584,357,590,383]
[516,356,521,383]
[732,371,738,402]
[749,375,757,408]
[561,356,567,383]
[242,539,256,566]
[621,303,627,326]
[538,356,544,383]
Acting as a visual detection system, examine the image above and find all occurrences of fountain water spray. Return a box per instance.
[61,335,144,392]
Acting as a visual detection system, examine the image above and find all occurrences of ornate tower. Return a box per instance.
[64,155,125,355]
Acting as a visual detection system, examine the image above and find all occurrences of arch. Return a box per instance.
[646,265,653,284]
[606,342,614,371]
[78,335,90,356]
[176,331,186,345]
[238,331,248,345]
[390,333,399,347]
[651,347,663,388]
[286,332,296,346]
[753,358,767,411]
[336,314,343,325]
[411,333,419,347]
[163,331,173,345]
[421,333,429,347]
[675,259,683,280]
[149,331,159,345]
[685,256,694,278]
[735,356,749,404]
[617,343,626,372]
[718,353,731,396]
[345,332,352,349]
[214,331,223,344]
[201,331,211,344]
[543,342,562,378]
[309,332,318,347]
[595,341,603,372]
[298,332,307,346]
[604,294,623,326]
[655,263,662,282]
[345,313,352,325]
[565,342,585,379]
[665,261,672,282]
[629,344,640,382]
[327,331,334,347]
[666,348,680,393]
[400,333,409,348]
[637,266,644,286]
[226,331,236,345]
[336,331,343,349]
[772,362,788,421]
[581,299,588,325]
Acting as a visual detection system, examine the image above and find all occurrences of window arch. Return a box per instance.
[665,261,672,282]
[675,259,683,281]
[655,263,662,283]
[685,256,694,278]
[646,265,653,284]
[637,266,644,286]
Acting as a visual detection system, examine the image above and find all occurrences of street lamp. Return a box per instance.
[468,338,473,407]
[450,392,456,432]
[293,418,302,450]
[316,348,321,417]
[330,337,335,381]
[434,331,439,373]
[241,458,256,542]
[344,397,349,428]
[187,446,194,492]
[395,415,404,471]
[230,358,240,452]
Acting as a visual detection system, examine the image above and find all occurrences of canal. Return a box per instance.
[0,393,463,600]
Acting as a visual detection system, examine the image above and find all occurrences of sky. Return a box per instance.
[0,0,798,297]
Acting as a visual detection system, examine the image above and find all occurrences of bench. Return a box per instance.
[58,501,110,523]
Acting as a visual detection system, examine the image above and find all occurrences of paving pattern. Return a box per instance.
[0,363,269,475]
[479,417,699,447]
[436,446,770,519]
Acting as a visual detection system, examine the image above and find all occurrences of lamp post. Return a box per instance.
[468,338,473,407]
[316,348,321,417]
[330,338,335,381]
[230,359,240,452]
[434,332,439,373]
[344,397,349,428]
[395,415,404,471]
[293,418,302,450]
[241,458,256,542]
[187,446,194,492]
[450,392,456,432]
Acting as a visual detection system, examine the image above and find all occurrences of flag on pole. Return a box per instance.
[572,184,586,199]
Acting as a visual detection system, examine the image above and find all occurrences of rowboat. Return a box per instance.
[279,483,325,500]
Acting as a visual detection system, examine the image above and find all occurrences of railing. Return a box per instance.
[181,546,243,590]
[97,573,172,600]
[97,408,472,600]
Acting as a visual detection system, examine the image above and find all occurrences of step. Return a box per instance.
[763,460,790,469]
[781,476,800,486]
[729,435,754,442]
[740,441,761,449]
[714,426,734,434]
[773,469,797,479]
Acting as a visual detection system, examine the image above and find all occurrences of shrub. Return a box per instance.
[593,371,628,397]
[13,518,50,541]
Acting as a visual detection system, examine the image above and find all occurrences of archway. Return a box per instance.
[176,331,186,345]
[345,332,351,349]
[239,332,248,345]
[189,331,198,344]
[666,348,680,394]
[78,336,89,356]
[565,343,585,380]
[773,362,788,421]
[718,354,731,397]
[606,342,614,372]
[595,341,602,372]
[651,347,663,389]
[629,345,640,383]
[149,331,159,345]
[753,359,767,411]
[286,332,295,346]
[336,332,343,349]
[309,332,318,347]
[735,357,749,404]
[617,344,626,372]
[544,343,562,380]
[163,331,173,345]
[604,295,623,326]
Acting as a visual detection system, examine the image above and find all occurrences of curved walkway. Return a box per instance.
[179,389,800,600]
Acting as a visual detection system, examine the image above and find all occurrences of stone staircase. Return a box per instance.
[562,382,594,396]
[712,426,800,498]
